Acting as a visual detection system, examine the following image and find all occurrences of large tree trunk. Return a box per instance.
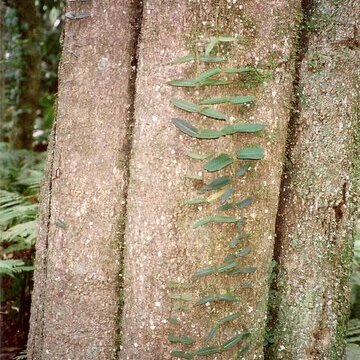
[119,0,302,359]
[28,0,357,359]
[269,0,359,359]
[0,0,4,140]
[27,1,140,358]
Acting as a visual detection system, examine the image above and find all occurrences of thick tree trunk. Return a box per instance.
[0,0,4,140]
[27,1,139,358]
[270,0,359,359]
[119,1,300,359]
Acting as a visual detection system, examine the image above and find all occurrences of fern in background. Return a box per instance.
[0,142,44,279]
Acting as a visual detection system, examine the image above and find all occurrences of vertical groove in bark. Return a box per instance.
[269,0,359,358]
[115,0,144,354]
[0,1,4,140]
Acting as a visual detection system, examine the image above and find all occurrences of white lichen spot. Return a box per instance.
[98,57,109,71]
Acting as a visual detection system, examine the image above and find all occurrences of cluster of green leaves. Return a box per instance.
[166,35,266,359]
[0,142,44,281]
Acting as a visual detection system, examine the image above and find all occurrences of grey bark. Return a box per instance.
[270,0,360,359]
[0,0,5,140]
[27,1,139,358]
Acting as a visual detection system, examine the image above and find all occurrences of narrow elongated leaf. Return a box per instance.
[224,67,258,74]
[199,107,227,120]
[167,79,197,87]
[206,325,219,342]
[172,118,199,137]
[193,267,215,278]
[200,79,232,86]
[171,98,199,113]
[169,293,193,301]
[195,68,222,83]
[200,176,231,192]
[237,147,265,160]
[217,294,239,302]
[196,346,221,356]
[222,333,245,351]
[220,188,235,203]
[221,123,264,135]
[168,336,195,345]
[169,53,196,64]
[200,96,256,105]
[195,295,216,305]
[217,260,238,273]
[186,152,213,160]
[196,129,223,139]
[185,198,208,205]
[238,246,252,257]
[204,38,218,56]
[217,36,236,42]
[170,350,194,359]
[217,203,234,211]
[204,154,234,172]
[168,317,179,325]
[218,312,240,325]
[199,55,227,63]
[236,164,250,177]
[195,294,239,306]
[206,188,228,202]
[234,197,254,209]
[185,174,203,180]
[193,215,238,228]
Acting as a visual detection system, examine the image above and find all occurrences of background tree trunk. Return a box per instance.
[0,0,4,141]
[27,1,140,358]
[269,0,360,359]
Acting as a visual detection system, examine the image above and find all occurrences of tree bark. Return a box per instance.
[119,1,301,359]
[27,1,140,358]
[270,0,360,359]
[0,0,4,141]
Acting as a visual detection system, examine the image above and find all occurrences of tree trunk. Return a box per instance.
[0,0,4,141]
[9,0,41,149]
[28,0,358,359]
[27,1,140,358]
[269,0,359,359]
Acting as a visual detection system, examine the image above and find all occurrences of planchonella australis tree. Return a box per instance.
[28,1,359,359]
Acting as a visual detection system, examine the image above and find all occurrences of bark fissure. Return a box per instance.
[115,0,144,354]
[266,0,314,356]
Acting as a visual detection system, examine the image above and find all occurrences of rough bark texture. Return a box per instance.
[270,0,360,359]
[120,1,301,359]
[27,1,138,358]
[0,0,4,140]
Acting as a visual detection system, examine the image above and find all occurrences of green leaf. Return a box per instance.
[168,317,180,324]
[204,38,218,56]
[193,215,238,228]
[221,123,264,135]
[217,260,238,273]
[199,55,227,63]
[168,335,195,345]
[236,164,250,177]
[217,36,236,42]
[200,176,231,192]
[186,152,213,160]
[169,293,193,301]
[167,79,197,87]
[222,333,245,351]
[199,107,227,120]
[193,267,216,278]
[218,312,240,325]
[185,174,203,180]
[204,154,234,172]
[170,350,194,359]
[200,79,232,86]
[171,98,199,113]
[195,346,221,356]
[172,118,199,138]
[234,197,254,209]
[224,67,258,74]
[237,147,265,160]
[185,198,208,205]
[217,203,234,211]
[205,325,219,342]
[169,53,196,64]
[238,246,252,257]
[229,267,256,275]
[195,68,222,83]
[200,96,256,105]
[195,293,239,306]
[196,129,223,139]
[220,188,235,203]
